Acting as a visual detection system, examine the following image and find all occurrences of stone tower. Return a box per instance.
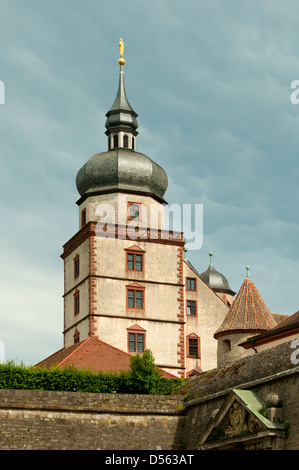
[59,41,233,377]
[61,41,187,377]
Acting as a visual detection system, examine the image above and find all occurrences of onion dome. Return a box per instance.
[214,267,277,339]
[76,148,168,203]
[76,39,168,203]
[200,252,236,296]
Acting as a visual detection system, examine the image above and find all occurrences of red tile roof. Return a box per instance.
[35,336,176,378]
[271,310,299,330]
[214,277,277,338]
[239,310,299,350]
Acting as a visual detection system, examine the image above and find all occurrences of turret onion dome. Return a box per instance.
[76,38,168,204]
[200,252,236,296]
[76,148,168,203]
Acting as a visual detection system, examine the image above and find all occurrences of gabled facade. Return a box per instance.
[197,389,286,450]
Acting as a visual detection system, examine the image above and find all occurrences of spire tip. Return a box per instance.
[118,38,125,66]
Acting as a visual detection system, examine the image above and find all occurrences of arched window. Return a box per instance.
[132,136,135,150]
[123,134,129,148]
[113,134,119,148]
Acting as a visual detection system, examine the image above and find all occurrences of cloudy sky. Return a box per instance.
[1,0,299,365]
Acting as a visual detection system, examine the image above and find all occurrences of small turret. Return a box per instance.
[214,267,277,367]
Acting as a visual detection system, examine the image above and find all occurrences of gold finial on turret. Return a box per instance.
[118,38,125,66]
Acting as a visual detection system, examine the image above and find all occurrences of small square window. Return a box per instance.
[127,289,144,309]
[127,252,143,271]
[128,332,145,352]
[187,300,196,316]
[186,278,196,291]
[128,203,141,221]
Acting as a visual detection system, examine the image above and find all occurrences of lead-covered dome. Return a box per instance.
[76,148,168,203]
[200,252,236,296]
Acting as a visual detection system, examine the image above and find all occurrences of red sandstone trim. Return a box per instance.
[61,222,184,259]
[89,236,98,338]
[176,246,185,377]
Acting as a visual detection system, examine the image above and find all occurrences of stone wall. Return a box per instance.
[0,340,298,450]
[0,390,186,450]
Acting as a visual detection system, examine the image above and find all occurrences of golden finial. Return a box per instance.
[118,38,125,66]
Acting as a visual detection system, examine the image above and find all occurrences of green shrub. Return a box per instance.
[0,351,183,395]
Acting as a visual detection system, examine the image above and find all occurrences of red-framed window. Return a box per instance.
[187,335,200,358]
[126,284,145,309]
[127,325,146,353]
[74,290,80,316]
[127,202,142,221]
[74,254,80,279]
[187,300,197,316]
[125,246,145,272]
[127,252,143,271]
[186,277,196,291]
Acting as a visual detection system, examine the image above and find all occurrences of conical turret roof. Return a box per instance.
[214,273,277,339]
